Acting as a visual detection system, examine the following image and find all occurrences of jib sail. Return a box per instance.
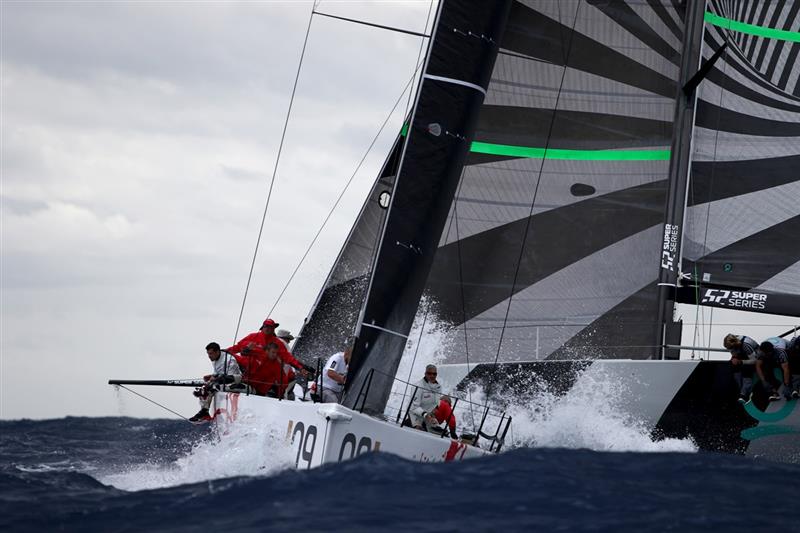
[292,135,403,364]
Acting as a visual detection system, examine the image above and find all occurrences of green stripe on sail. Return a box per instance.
[400,126,670,161]
[470,142,671,161]
[705,12,800,42]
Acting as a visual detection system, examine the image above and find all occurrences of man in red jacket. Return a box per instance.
[425,395,458,440]
[226,318,307,395]
[233,342,284,397]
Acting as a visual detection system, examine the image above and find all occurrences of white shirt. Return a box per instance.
[212,350,241,383]
[321,352,347,392]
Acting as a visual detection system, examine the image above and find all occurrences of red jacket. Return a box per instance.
[231,353,272,395]
[227,331,302,395]
[227,331,304,369]
[433,399,456,433]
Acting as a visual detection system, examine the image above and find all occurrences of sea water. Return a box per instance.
[2,406,799,532]
[4,313,797,531]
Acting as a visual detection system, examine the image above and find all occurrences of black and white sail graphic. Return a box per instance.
[300,0,799,413]
[424,0,687,363]
[678,1,800,317]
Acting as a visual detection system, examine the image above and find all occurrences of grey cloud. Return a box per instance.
[1,196,48,216]
[0,2,433,419]
[219,164,263,182]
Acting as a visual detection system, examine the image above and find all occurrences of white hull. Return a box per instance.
[439,359,800,462]
[228,395,490,469]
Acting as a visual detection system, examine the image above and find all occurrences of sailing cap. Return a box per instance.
[276,329,294,341]
[261,318,279,328]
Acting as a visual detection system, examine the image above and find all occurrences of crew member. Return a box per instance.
[320,345,351,403]
[409,364,442,430]
[424,395,458,439]
[276,329,295,349]
[756,337,791,401]
[787,336,800,399]
[189,342,243,423]
[226,318,307,393]
[723,333,759,403]
[276,329,297,400]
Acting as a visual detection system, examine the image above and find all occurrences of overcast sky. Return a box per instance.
[1,0,435,419]
[2,2,797,421]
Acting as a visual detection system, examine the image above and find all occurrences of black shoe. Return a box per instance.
[768,392,781,402]
[738,394,749,404]
[793,390,799,399]
[189,408,212,424]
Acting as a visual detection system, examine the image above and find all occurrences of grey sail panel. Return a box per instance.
[343,0,512,414]
[292,136,402,364]
[423,0,686,363]
[683,1,800,309]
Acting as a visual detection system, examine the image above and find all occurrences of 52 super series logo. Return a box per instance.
[660,224,679,271]
[701,288,767,310]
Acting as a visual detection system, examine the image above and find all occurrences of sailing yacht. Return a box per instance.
[112,0,799,465]
[290,0,800,463]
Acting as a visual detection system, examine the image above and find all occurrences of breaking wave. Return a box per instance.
[391,306,697,454]
[97,404,295,491]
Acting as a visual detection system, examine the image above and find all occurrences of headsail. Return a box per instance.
[676,1,800,318]
[292,135,403,364]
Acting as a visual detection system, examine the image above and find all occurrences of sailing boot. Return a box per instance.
[737,393,750,404]
[767,390,781,402]
[189,408,212,424]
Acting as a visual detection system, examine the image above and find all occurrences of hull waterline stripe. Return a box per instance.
[424,74,487,96]
[361,322,410,339]
[705,12,800,43]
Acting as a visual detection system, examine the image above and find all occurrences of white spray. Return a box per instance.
[99,403,296,491]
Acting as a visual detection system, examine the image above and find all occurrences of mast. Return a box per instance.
[655,0,707,360]
[343,0,512,414]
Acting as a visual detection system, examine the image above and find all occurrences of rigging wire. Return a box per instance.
[691,13,733,357]
[453,172,478,428]
[391,0,439,419]
[267,69,430,317]
[233,4,315,343]
[313,10,431,39]
[487,1,583,376]
[116,385,191,422]
[267,0,435,319]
